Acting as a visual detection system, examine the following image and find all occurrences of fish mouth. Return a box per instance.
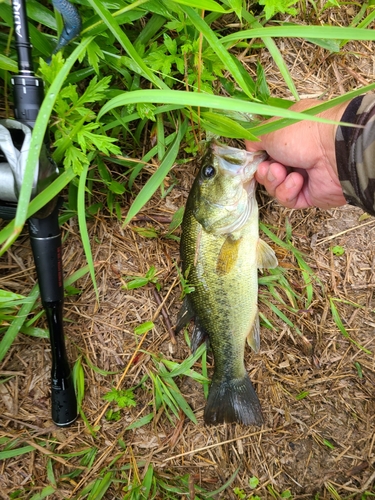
[197,145,267,234]
[213,143,267,180]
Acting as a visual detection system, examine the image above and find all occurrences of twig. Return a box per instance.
[315,219,375,245]
[152,276,178,326]
[152,288,176,344]
[163,426,282,462]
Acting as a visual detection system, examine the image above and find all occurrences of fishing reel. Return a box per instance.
[0,119,58,215]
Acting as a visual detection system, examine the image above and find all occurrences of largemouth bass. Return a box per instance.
[176,141,278,426]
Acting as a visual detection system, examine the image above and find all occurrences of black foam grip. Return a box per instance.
[51,373,77,427]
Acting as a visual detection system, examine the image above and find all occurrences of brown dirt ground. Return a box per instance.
[1,6,375,500]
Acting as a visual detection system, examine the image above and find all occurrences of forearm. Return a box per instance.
[336,94,375,215]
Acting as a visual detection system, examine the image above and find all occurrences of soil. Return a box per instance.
[1,6,375,500]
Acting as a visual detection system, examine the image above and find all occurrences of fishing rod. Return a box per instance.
[0,0,81,426]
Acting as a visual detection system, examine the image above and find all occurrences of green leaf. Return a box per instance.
[181,6,254,98]
[330,298,372,354]
[46,459,57,487]
[132,227,159,238]
[125,413,154,430]
[123,277,149,290]
[331,245,345,256]
[98,89,350,128]
[281,490,292,498]
[323,439,335,450]
[78,161,99,301]
[0,284,40,363]
[167,207,184,234]
[0,54,17,72]
[108,181,125,195]
[86,0,167,89]
[296,390,309,400]
[87,472,113,500]
[73,357,85,407]
[134,321,155,335]
[102,388,136,409]
[30,486,56,500]
[0,445,36,460]
[227,0,243,19]
[86,40,104,74]
[173,0,228,12]
[259,0,298,20]
[199,111,258,140]
[249,476,259,489]
[222,25,375,44]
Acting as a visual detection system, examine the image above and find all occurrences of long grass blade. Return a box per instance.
[98,89,350,127]
[240,10,299,100]
[0,284,40,363]
[205,465,241,497]
[86,0,167,89]
[0,445,36,460]
[181,6,254,98]
[77,163,99,301]
[250,82,375,136]
[123,119,187,225]
[0,54,18,72]
[222,25,375,43]
[30,486,56,500]
[87,472,113,500]
[174,0,228,11]
[330,298,372,355]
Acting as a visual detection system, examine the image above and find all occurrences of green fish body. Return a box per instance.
[176,142,277,426]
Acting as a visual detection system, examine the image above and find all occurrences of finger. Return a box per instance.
[274,171,307,209]
[255,161,288,197]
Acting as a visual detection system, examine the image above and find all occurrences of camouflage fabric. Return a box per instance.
[336,94,375,215]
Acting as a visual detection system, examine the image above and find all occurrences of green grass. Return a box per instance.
[1,1,375,498]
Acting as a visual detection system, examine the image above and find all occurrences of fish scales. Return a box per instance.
[176,141,278,426]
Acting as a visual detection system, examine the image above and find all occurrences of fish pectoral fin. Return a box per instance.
[257,238,278,269]
[247,311,260,353]
[175,297,195,334]
[216,236,241,276]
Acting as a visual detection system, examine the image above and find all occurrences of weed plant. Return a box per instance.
[1,0,375,498]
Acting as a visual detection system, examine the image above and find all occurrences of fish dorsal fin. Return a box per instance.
[247,310,260,353]
[216,236,241,276]
[257,238,278,269]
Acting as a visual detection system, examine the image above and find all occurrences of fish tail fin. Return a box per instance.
[204,373,263,426]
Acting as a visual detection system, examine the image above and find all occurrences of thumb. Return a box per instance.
[245,138,265,152]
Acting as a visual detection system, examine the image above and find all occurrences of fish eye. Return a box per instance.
[202,165,216,179]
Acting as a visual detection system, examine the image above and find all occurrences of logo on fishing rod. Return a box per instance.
[13,0,23,38]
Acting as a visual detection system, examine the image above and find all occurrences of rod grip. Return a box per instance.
[45,303,77,426]
[29,209,77,426]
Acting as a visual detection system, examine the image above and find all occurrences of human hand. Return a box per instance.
[245,99,349,209]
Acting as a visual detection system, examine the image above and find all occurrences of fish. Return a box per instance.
[176,141,278,426]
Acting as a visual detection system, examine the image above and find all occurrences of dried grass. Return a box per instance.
[1,6,375,499]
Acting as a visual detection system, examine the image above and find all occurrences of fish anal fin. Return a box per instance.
[247,312,260,353]
[216,236,241,276]
[257,238,278,269]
